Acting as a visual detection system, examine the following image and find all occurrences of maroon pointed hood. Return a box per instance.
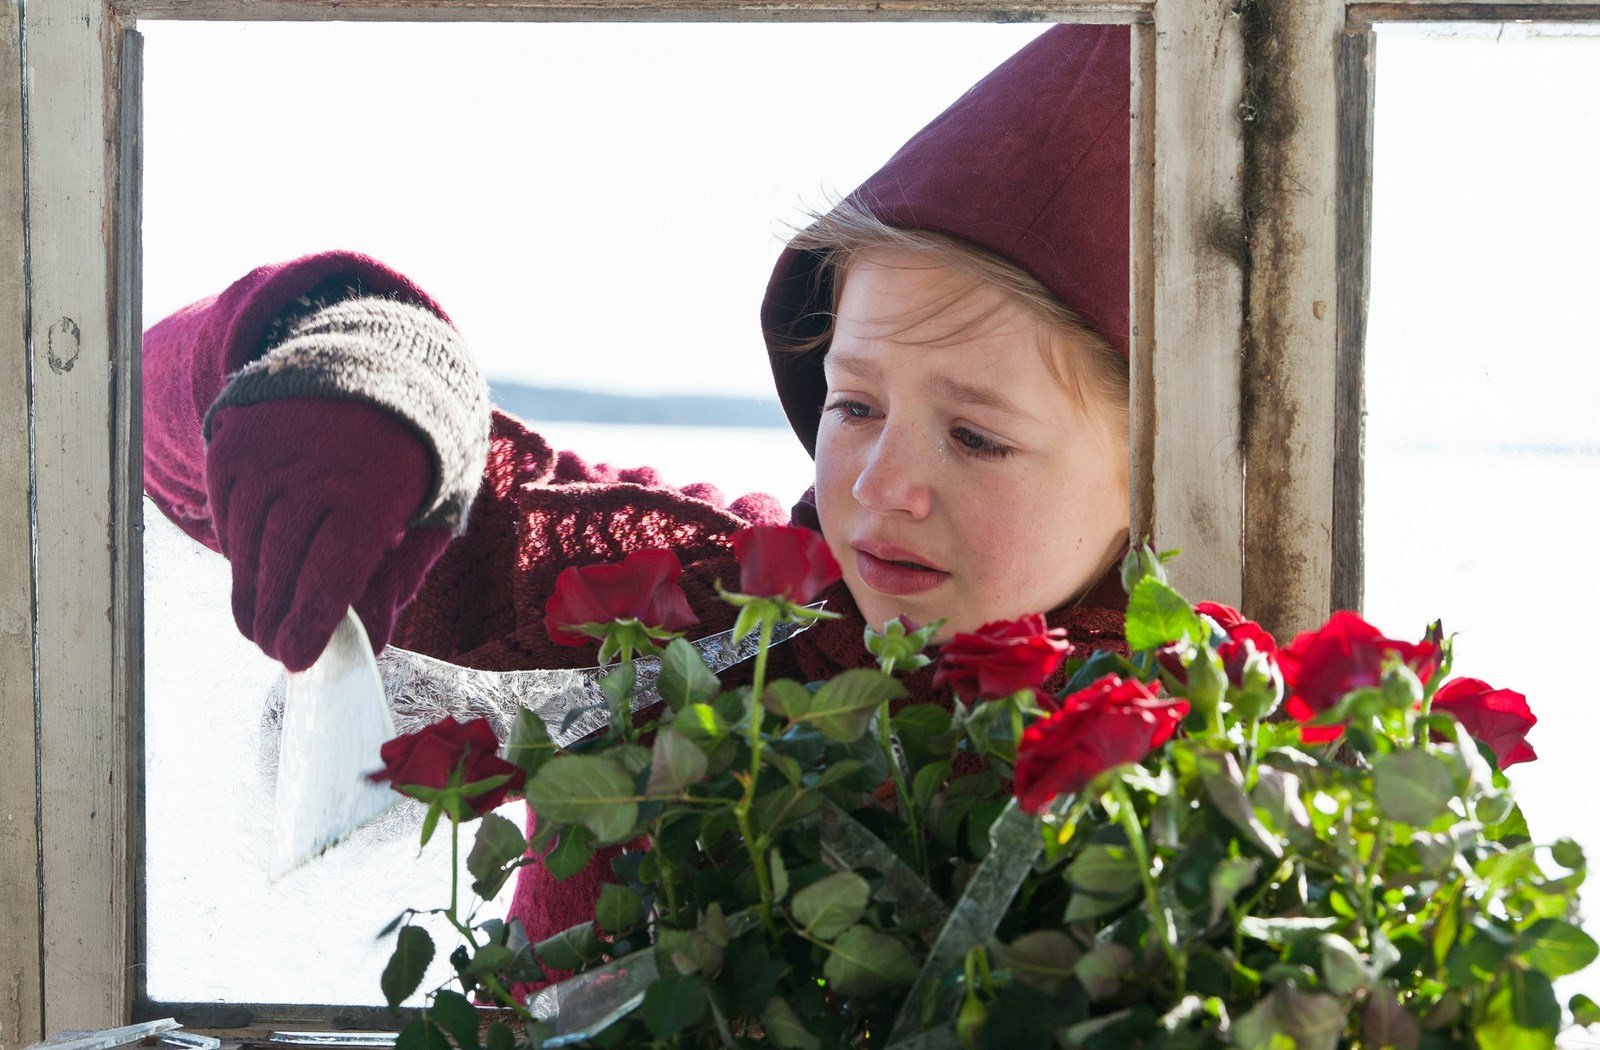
[762,23,1131,456]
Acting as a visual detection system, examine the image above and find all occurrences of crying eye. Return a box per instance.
[952,426,1014,461]
[824,398,877,422]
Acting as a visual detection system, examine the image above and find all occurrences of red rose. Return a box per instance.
[1195,601,1248,631]
[1014,675,1189,813]
[1217,620,1278,687]
[1170,603,1279,689]
[1432,677,1537,768]
[933,614,1075,701]
[730,524,841,604]
[1278,612,1438,743]
[369,716,525,817]
[545,549,698,646]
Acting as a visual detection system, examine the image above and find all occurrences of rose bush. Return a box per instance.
[372,543,1591,1050]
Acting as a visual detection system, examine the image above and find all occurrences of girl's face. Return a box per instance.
[814,250,1130,638]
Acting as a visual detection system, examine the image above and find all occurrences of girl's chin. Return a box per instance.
[844,583,964,643]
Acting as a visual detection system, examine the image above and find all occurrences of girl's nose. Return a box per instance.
[851,425,933,520]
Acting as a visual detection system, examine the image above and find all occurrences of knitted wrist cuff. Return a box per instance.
[204,295,491,534]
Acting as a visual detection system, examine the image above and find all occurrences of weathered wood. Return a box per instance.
[0,1,42,1048]
[121,0,1153,21]
[1331,26,1374,616]
[114,26,147,1022]
[1150,0,1246,608]
[1127,19,1155,541]
[23,0,133,1033]
[1238,0,1342,639]
[1348,0,1600,23]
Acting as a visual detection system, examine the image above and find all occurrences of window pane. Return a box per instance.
[1364,22,1600,973]
[140,19,1053,1006]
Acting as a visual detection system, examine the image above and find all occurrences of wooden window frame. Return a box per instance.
[0,0,1591,1043]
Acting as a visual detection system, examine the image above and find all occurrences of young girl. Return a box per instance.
[143,22,1130,957]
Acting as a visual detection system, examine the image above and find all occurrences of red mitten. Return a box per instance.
[206,396,453,671]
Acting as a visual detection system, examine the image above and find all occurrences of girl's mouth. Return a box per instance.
[853,549,950,597]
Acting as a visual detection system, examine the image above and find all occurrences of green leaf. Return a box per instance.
[638,973,708,1039]
[990,931,1082,995]
[544,822,596,881]
[426,990,481,1050]
[466,813,527,899]
[1201,756,1283,859]
[660,637,721,708]
[1125,577,1203,650]
[1072,942,1133,1001]
[1374,750,1456,826]
[484,1022,514,1050]
[674,702,726,741]
[1553,838,1586,871]
[764,749,804,786]
[595,883,645,935]
[505,707,557,776]
[894,702,954,741]
[534,922,603,972]
[1277,985,1347,1048]
[381,926,435,1008]
[1063,885,1139,922]
[802,669,908,742]
[1517,919,1598,978]
[418,800,444,849]
[465,944,515,982]
[1238,915,1338,947]
[729,940,789,1015]
[732,602,763,644]
[1360,987,1421,1050]
[1479,969,1561,1048]
[598,662,636,713]
[645,727,708,795]
[791,871,871,940]
[760,997,822,1050]
[394,1020,449,1050]
[656,927,724,977]
[1320,932,1371,996]
[1068,843,1142,896]
[823,925,919,997]
[1570,993,1600,1027]
[769,848,790,903]
[753,782,825,834]
[1208,856,1262,924]
[762,679,815,720]
[524,754,638,844]
[912,760,952,814]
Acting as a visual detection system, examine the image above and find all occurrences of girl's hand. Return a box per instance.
[206,396,452,671]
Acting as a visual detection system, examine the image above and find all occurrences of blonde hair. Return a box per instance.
[779,197,1129,426]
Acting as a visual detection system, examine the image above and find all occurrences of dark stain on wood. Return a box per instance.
[47,316,81,374]
[1235,0,1310,635]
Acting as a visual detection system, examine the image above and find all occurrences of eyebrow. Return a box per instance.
[826,352,1036,421]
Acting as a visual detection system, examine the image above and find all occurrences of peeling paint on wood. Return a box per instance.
[1236,0,1340,639]
[23,0,135,1034]
[1151,0,1247,609]
[1332,26,1375,616]
[121,0,1156,22]
[0,0,44,1042]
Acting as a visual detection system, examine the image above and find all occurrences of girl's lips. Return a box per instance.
[854,549,950,597]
